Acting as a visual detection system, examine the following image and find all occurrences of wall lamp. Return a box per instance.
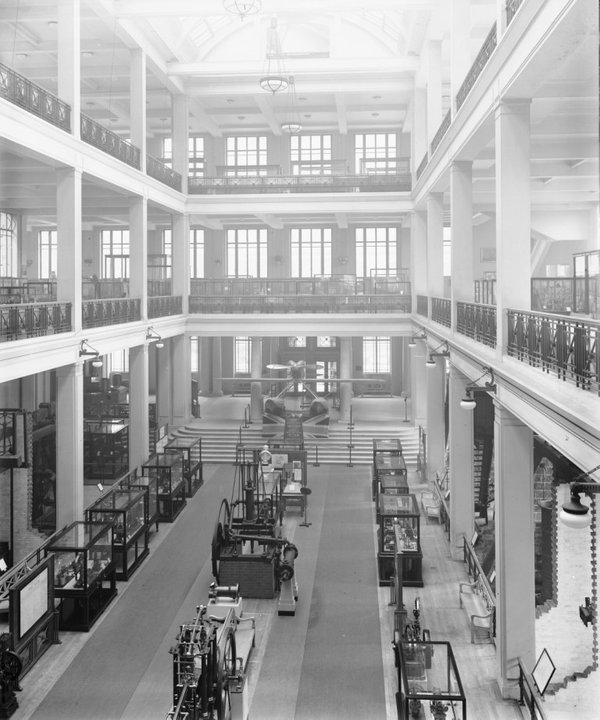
[559,472,600,529]
[425,341,449,368]
[460,367,496,410]
[408,331,427,348]
[146,327,164,349]
[79,339,103,367]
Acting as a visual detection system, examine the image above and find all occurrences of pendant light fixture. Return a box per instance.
[281,76,302,134]
[223,0,261,20]
[260,18,288,94]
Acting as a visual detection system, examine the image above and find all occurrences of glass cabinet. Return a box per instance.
[394,640,466,720]
[87,488,149,580]
[374,453,408,504]
[83,418,129,482]
[372,438,403,501]
[377,494,423,587]
[141,453,186,523]
[164,436,203,497]
[45,521,117,631]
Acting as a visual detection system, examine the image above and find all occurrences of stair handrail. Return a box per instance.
[516,657,548,719]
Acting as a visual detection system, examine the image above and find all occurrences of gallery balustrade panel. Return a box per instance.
[82,298,141,328]
[0,302,71,342]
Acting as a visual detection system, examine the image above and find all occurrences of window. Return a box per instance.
[190,229,205,279]
[101,229,130,278]
[363,336,391,373]
[355,227,397,279]
[39,229,57,279]
[226,136,268,176]
[443,227,451,277]
[291,228,332,278]
[0,212,17,277]
[287,336,306,348]
[317,336,337,348]
[234,337,251,373]
[227,229,267,278]
[190,337,199,373]
[110,350,129,374]
[189,137,205,178]
[290,134,331,175]
[355,133,397,174]
[162,137,172,168]
[161,229,172,279]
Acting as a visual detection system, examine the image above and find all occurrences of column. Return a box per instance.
[425,354,445,482]
[250,337,263,422]
[427,193,445,301]
[410,211,427,311]
[448,368,475,558]
[199,338,212,396]
[212,338,223,396]
[172,93,189,195]
[451,0,471,114]
[494,403,536,696]
[129,343,149,471]
[129,196,148,314]
[339,337,352,423]
[172,335,191,428]
[426,40,442,144]
[55,364,84,527]
[57,0,80,139]
[411,86,428,172]
[156,341,173,427]
[411,338,427,428]
[450,161,474,329]
[56,168,82,331]
[130,48,147,172]
[172,212,190,314]
[495,100,531,358]
[496,0,508,39]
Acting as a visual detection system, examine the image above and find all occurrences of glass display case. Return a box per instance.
[372,438,403,501]
[120,470,158,533]
[164,436,203,497]
[87,488,149,580]
[141,453,186,523]
[394,640,466,720]
[83,418,129,482]
[377,494,422,587]
[374,453,408,504]
[45,521,117,631]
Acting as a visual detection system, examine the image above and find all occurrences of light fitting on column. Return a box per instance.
[260,19,289,94]
[559,471,600,529]
[146,327,164,349]
[459,367,496,410]
[79,339,103,367]
[425,341,449,367]
[223,0,261,20]
[408,331,427,348]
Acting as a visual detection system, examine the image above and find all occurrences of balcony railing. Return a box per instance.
[148,295,182,318]
[456,301,497,348]
[146,153,182,191]
[507,310,599,394]
[82,297,141,328]
[0,302,71,342]
[506,0,525,26]
[416,153,429,180]
[431,110,452,155]
[431,297,451,328]
[456,23,497,110]
[0,62,71,131]
[189,294,411,314]
[416,294,429,317]
[80,114,141,169]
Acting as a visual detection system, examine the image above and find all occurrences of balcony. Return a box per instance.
[80,114,141,169]
[0,301,71,342]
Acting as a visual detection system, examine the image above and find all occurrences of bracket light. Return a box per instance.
[146,327,164,349]
[460,367,496,410]
[79,339,103,367]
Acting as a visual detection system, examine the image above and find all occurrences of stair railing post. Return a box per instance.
[347,406,354,467]
[313,444,320,467]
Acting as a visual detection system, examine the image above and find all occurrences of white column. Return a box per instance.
[56,168,82,331]
[157,341,173,428]
[494,403,536,696]
[172,335,191,428]
[448,368,475,558]
[496,0,508,39]
[427,193,445,300]
[451,0,471,115]
[339,337,352,423]
[411,339,428,428]
[172,93,189,194]
[411,211,428,306]
[199,338,212,396]
[130,48,147,172]
[57,0,80,139]
[129,196,148,316]
[450,161,474,330]
[212,338,223,396]
[55,364,84,527]
[411,86,428,172]
[172,212,190,314]
[495,100,531,358]
[425,356,445,482]
[129,343,150,471]
[250,337,263,422]
[426,40,443,144]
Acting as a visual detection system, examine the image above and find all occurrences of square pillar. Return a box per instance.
[130,48,147,171]
[56,168,82,331]
[56,363,84,527]
[129,196,148,313]
[129,343,150,471]
[450,161,474,313]
[425,356,446,482]
[172,335,192,428]
[427,193,445,299]
[251,337,263,422]
[57,0,80,139]
[156,341,173,428]
[172,212,190,314]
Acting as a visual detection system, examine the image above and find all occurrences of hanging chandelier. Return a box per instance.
[260,18,289,94]
[281,76,302,134]
[223,0,261,20]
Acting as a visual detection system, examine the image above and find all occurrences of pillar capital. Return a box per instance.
[494,98,532,118]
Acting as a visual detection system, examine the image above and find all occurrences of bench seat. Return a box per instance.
[459,579,494,644]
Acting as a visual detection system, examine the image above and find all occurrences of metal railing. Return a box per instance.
[462,535,496,633]
[430,109,452,155]
[146,153,182,190]
[189,294,411,314]
[456,301,497,348]
[416,294,429,317]
[0,61,70,131]
[80,113,141,169]
[190,276,409,297]
[148,295,183,318]
[431,297,451,328]
[0,301,71,342]
[82,297,141,328]
[517,658,548,720]
[507,309,599,394]
[416,153,428,180]
[456,23,498,110]
[506,0,525,26]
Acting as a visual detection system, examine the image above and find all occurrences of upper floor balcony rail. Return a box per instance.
[0,61,70,131]
[507,310,599,395]
[431,297,451,328]
[190,276,409,297]
[456,23,497,110]
[506,0,525,26]
[80,113,141,169]
[431,110,452,156]
[416,153,428,180]
[148,295,182,319]
[148,280,172,297]
[0,301,71,343]
[416,294,428,317]
[189,293,411,314]
[457,301,497,348]
[146,153,182,191]
[82,297,141,328]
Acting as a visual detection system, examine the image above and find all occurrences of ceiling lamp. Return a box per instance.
[281,76,302,134]
[223,0,261,20]
[79,339,103,368]
[407,331,427,348]
[260,18,288,94]
[425,341,449,368]
[146,327,164,349]
[460,367,496,410]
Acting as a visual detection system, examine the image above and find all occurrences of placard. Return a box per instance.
[18,566,49,639]
[532,648,555,696]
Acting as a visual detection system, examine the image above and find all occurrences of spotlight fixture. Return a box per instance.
[460,367,496,410]
[559,471,600,528]
[79,339,103,367]
[425,341,449,367]
[408,331,427,348]
[222,0,261,20]
[146,327,164,349]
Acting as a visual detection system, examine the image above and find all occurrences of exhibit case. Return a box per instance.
[372,438,403,501]
[164,435,203,497]
[87,488,149,580]
[377,494,423,587]
[83,418,129,482]
[141,452,186,523]
[394,640,466,720]
[45,521,117,631]
[374,453,408,504]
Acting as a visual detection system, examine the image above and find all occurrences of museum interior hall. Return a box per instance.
[0,1,598,719]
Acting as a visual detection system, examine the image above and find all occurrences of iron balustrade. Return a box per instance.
[148,280,172,297]
[416,153,429,180]
[0,62,71,131]
[517,658,548,720]
[80,114,141,169]
[431,297,451,328]
[148,295,183,318]
[506,0,525,26]
[507,309,599,394]
[146,154,182,191]
[462,535,496,635]
[416,294,429,317]
[473,279,497,306]
[456,301,497,348]
[82,297,141,328]
[189,294,411,314]
[430,109,452,155]
[456,23,497,110]
[0,301,71,342]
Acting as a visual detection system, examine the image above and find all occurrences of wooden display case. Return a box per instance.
[87,488,149,580]
[377,494,422,587]
[395,640,466,720]
[164,436,203,497]
[120,469,158,533]
[141,453,186,523]
[83,418,129,482]
[45,521,117,631]
[373,453,408,504]
[372,437,403,501]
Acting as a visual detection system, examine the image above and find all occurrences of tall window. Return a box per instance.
[234,337,251,373]
[290,134,331,175]
[355,227,397,279]
[190,229,205,278]
[291,228,332,277]
[190,337,199,373]
[160,229,172,279]
[355,133,397,174]
[227,229,267,278]
[110,350,129,374]
[0,212,17,277]
[226,136,268,176]
[101,229,130,278]
[39,229,57,279]
[162,136,205,177]
[162,137,172,167]
[363,336,391,373]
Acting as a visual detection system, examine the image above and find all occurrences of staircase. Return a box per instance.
[171,421,419,466]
